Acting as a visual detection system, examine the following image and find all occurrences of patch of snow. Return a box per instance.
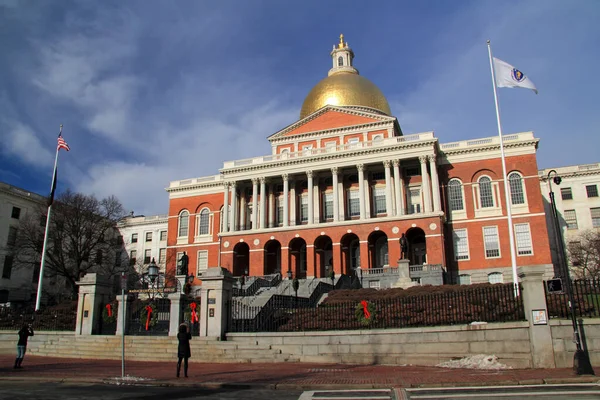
[436,354,511,370]
[107,375,155,385]
[470,321,488,325]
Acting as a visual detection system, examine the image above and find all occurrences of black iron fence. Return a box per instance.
[127,298,170,336]
[545,279,600,319]
[228,283,524,333]
[95,299,117,335]
[0,302,77,331]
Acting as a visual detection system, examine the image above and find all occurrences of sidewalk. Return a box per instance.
[0,355,598,390]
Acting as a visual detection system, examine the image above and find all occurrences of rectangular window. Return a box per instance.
[323,193,334,219]
[114,250,122,267]
[408,188,421,214]
[2,255,14,279]
[144,249,151,264]
[116,235,124,245]
[591,208,600,228]
[159,248,166,265]
[160,231,167,241]
[197,250,208,275]
[373,187,386,214]
[453,229,469,260]
[302,145,313,156]
[7,226,17,247]
[564,209,578,230]
[368,280,380,289]
[488,272,504,284]
[95,250,103,265]
[347,189,360,217]
[145,232,152,242]
[458,274,471,285]
[276,196,283,226]
[11,207,21,219]
[325,141,337,152]
[483,226,500,258]
[300,195,309,222]
[129,250,137,266]
[131,233,138,243]
[514,223,533,255]
[561,187,573,201]
[347,138,359,148]
[586,185,598,198]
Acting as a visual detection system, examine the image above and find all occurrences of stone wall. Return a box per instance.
[550,319,600,368]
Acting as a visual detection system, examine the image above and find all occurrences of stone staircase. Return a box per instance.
[0,332,299,363]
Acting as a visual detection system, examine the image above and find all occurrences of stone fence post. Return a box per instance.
[168,292,187,336]
[519,266,556,368]
[75,273,112,335]
[115,294,131,336]
[199,267,234,339]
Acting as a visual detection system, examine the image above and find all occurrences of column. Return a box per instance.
[260,177,266,229]
[251,178,258,229]
[290,181,296,226]
[240,193,246,231]
[332,167,339,222]
[283,174,289,227]
[313,174,320,223]
[393,160,403,216]
[358,164,366,220]
[268,183,275,228]
[384,161,393,216]
[230,182,237,232]
[307,170,314,225]
[222,182,229,232]
[419,155,432,213]
[429,154,441,212]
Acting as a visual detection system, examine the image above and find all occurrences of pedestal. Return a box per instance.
[393,259,417,289]
[176,275,187,294]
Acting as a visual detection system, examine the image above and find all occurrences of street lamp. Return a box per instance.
[147,258,159,284]
[547,170,594,375]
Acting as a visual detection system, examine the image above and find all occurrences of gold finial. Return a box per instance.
[338,33,345,49]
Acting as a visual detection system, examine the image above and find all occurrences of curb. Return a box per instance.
[1,375,599,390]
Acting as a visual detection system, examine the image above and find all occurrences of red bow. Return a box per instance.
[145,305,153,331]
[190,302,199,324]
[105,304,112,317]
[361,300,371,319]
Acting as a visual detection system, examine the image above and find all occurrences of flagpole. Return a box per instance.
[35,125,62,311]
[487,40,520,296]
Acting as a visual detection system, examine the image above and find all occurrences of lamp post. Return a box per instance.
[146,258,160,300]
[547,170,594,375]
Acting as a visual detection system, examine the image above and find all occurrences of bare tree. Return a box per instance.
[13,190,129,300]
[567,229,600,279]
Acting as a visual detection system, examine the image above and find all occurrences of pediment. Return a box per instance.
[268,106,395,141]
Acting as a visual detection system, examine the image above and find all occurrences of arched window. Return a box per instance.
[178,210,189,237]
[478,176,494,208]
[198,208,210,235]
[338,56,344,66]
[448,179,464,211]
[488,272,503,284]
[508,172,525,205]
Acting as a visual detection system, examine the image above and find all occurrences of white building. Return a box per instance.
[539,163,600,276]
[116,213,169,275]
[0,182,46,303]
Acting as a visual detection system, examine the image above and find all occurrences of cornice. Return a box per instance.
[270,120,395,144]
[538,169,600,181]
[0,185,46,204]
[439,139,539,157]
[220,138,438,175]
[166,181,225,194]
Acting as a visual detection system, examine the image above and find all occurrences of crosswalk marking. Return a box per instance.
[298,389,392,400]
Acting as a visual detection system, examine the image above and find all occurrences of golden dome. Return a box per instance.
[300,72,391,119]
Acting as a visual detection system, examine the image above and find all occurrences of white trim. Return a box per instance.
[452,228,470,261]
[514,222,534,257]
[482,225,501,259]
[447,212,546,224]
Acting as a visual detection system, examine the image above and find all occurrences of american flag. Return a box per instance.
[57,134,70,151]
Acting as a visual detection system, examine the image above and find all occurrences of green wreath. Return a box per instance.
[102,303,117,324]
[355,300,376,326]
[141,302,158,328]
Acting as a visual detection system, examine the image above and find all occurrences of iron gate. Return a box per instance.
[127,298,171,336]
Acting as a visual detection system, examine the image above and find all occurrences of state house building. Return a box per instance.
[166,36,553,286]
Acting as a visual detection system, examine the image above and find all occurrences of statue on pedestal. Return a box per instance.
[178,251,189,276]
[400,233,408,260]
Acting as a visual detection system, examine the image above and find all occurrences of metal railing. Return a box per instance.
[228,283,524,333]
[545,279,600,319]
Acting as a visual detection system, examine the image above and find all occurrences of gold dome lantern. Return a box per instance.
[300,34,391,120]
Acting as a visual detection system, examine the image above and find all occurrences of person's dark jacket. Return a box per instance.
[177,331,191,358]
[17,326,34,346]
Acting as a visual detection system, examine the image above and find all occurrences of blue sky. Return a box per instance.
[1,0,599,215]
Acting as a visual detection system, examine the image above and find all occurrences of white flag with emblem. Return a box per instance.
[493,57,538,94]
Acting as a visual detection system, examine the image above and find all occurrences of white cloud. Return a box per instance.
[1,121,53,168]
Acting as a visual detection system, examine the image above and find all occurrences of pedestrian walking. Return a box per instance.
[15,323,34,369]
[176,322,191,378]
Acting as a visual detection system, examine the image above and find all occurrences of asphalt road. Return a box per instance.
[0,382,303,400]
